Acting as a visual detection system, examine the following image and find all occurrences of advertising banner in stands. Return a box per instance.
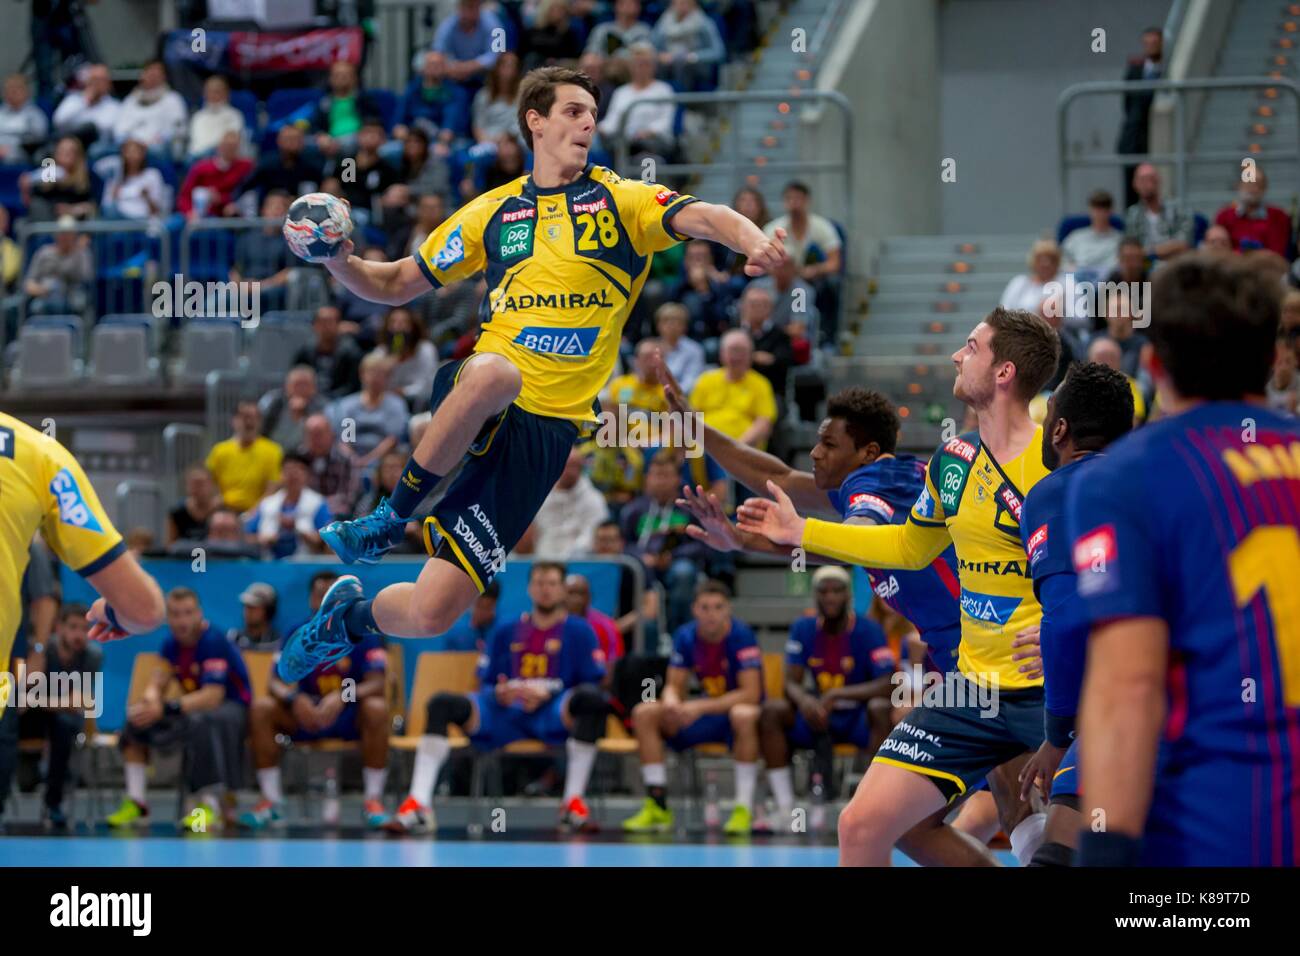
[162,27,364,100]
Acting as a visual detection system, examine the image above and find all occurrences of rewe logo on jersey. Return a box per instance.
[959,588,1021,626]
[514,326,600,356]
[49,468,103,533]
[848,492,893,518]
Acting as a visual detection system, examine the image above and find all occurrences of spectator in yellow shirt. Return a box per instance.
[604,337,670,414]
[689,329,778,449]
[205,401,284,513]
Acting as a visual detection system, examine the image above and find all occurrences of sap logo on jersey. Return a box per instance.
[0,425,13,459]
[914,486,936,519]
[49,468,103,533]
[433,224,465,270]
[513,326,600,356]
[959,588,1021,626]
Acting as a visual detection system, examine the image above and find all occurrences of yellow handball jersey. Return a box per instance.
[416,164,698,424]
[801,428,1049,689]
[0,413,124,695]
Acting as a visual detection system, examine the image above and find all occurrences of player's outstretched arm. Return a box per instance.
[323,242,434,306]
[85,551,165,641]
[671,201,787,276]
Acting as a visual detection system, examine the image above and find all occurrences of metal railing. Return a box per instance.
[205,369,260,445]
[1056,76,1300,215]
[366,0,449,93]
[163,423,207,504]
[179,216,331,315]
[611,88,854,222]
[115,479,164,544]
[15,218,170,322]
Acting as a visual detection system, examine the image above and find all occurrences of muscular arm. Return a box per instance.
[829,673,895,704]
[180,683,226,715]
[783,662,817,710]
[801,517,950,572]
[693,668,761,716]
[662,666,689,707]
[323,246,434,306]
[86,552,165,635]
[672,201,785,276]
[1079,617,1167,839]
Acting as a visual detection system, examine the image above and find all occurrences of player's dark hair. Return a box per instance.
[517,67,601,152]
[1118,236,1144,253]
[310,571,339,592]
[826,387,899,454]
[59,602,89,623]
[1149,252,1280,400]
[282,451,312,470]
[985,306,1061,402]
[694,579,732,602]
[782,180,811,197]
[649,448,679,470]
[530,560,567,582]
[167,586,200,606]
[1054,362,1133,451]
[1087,189,1113,209]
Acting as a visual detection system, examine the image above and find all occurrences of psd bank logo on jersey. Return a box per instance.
[499,221,534,259]
[432,224,465,270]
[49,468,104,533]
[513,326,601,356]
[959,588,1021,627]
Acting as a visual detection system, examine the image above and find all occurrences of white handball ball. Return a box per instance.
[283,192,353,263]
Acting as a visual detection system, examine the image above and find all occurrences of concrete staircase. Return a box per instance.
[838,233,1036,450]
[1187,0,1299,216]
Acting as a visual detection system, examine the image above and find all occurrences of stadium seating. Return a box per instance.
[11,321,79,389]
[175,318,242,385]
[89,319,160,385]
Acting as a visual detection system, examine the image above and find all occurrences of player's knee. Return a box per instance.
[568,685,608,743]
[250,695,278,721]
[425,692,472,736]
[359,696,388,726]
[729,702,760,731]
[409,591,459,637]
[837,798,887,851]
[631,699,661,727]
[759,698,791,730]
[462,353,522,405]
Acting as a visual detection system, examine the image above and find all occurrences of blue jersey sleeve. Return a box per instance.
[197,631,238,689]
[785,617,814,667]
[852,617,895,680]
[1021,480,1073,591]
[729,622,762,673]
[1065,456,1163,622]
[1037,571,1088,732]
[837,470,897,525]
[356,635,388,676]
[563,617,607,687]
[669,625,692,670]
[478,621,514,685]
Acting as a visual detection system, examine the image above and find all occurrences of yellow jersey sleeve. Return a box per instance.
[35,432,125,576]
[802,513,951,571]
[415,194,494,288]
[608,175,698,256]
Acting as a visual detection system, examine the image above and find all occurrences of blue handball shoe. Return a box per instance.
[276,574,365,682]
[320,497,408,566]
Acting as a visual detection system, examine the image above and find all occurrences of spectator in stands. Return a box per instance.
[22,215,92,315]
[188,75,245,159]
[736,282,796,396]
[1099,286,1149,379]
[653,0,725,92]
[167,466,220,544]
[1117,27,1163,208]
[426,0,506,89]
[19,601,101,828]
[472,51,523,144]
[205,400,284,513]
[655,301,705,392]
[622,579,762,834]
[578,52,618,117]
[308,61,384,158]
[21,135,100,221]
[591,519,660,649]
[567,572,625,668]
[0,206,18,295]
[329,352,409,468]
[766,181,842,339]
[126,527,155,557]
[1124,162,1192,261]
[259,364,326,452]
[254,451,332,558]
[177,129,253,219]
[752,251,819,331]
[293,304,364,399]
[227,583,282,651]
[620,448,707,631]
[242,620,391,830]
[323,117,401,224]
[1106,236,1150,289]
[533,447,611,559]
[374,307,440,405]
[112,59,188,154]
[437,580,500,651]
[668,237,734,342]
[1269,341,1299,416]
[242,125,322,207]
[0,73,50,163]
[396,51,470,145]
[1062,189,1121,277]
[598,43,676,159]
[690,329,778,449]
[524,0,585,70]
[101,138,168,220]
[1041,294,1086,393]
[480,133,528,194]
[605,336,670,413]
[333,247,394,341]
[1214,169,1292,257]
[300,412,360,517]
[229,190,293,311]
[1200,223,1234,255]
[1000,238,1066,315]
[401,193,448,260]
[51,63,119,148]
[587,0,654,64]
[1087,336,1147,425]
[714,185,770,278]
[350,447,426,551]
[398,127,451,202]
[107,587,250,831]
[196,507,260,558]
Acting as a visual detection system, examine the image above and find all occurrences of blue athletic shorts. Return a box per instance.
[469,687,571,749]
[789,707,871,749]
[290,703,360,742]
[666,712,731,751]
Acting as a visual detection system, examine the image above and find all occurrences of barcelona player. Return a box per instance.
[241,634,391,829]
[387,562,609,834]
[0,412,164,718]
[276,66,786,682]
[1072,254,1300,867]
[760,566,896,829]
[1012,362,1133,866]
[737,307,1060,866]
[622,580,763,835]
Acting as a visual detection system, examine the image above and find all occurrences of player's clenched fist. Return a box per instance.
[743,226,787,276]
